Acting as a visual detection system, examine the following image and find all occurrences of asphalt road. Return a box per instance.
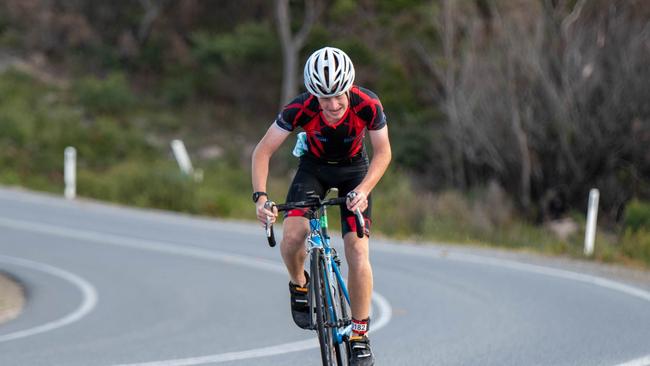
[0,187,649,366]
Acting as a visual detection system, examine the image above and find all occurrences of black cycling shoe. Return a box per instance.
[349,335,374,366]
[288,271,310,329]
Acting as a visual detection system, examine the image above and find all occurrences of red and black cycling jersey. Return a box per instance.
[275,86,386,162]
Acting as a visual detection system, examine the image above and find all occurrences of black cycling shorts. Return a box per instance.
[285,153,371,237]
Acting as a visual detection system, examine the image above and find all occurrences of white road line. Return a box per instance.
[0,188,255,235]
[0,255,98,343]
[615,356,650,366]
[369,291,392,334]
[113,294,393,366]
[374,242,650,302]
[0,216,285,275]
[0,216,392,365]
[449,252,650,302]
[114,339,319,366]
[451,253,650,366]
[374,242,650,366]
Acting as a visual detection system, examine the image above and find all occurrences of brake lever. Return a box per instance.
[264,201,276,247]
[346,192,365,238]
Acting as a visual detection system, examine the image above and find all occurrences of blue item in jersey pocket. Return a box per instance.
[292,132,309,157]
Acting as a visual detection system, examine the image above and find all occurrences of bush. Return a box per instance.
[194,160,252,218]
[0,70,159,191]
[623,199,650,232]
[160,74,196,106]
[76,116,155,169]
[192,22,277,66]
[372,168,430,237]
[618,199,650,266]
[73,72,136,115]
[620,228,650,267]
[78,161,198,212]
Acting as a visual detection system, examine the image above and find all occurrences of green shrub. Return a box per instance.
[78,161,197,212]
[623,199,650,232]
[161,74,196,106]
[195,161,252,218]
[372,168,430,237]
[0,69,157,183]
[331,0,357,18]
[76,116,155,169]
[73,73,135,115]
[192,22,277,66]
[620,228,650,267]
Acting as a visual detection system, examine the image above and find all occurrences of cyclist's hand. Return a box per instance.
[256,198,278,227]
[346,190,368,213]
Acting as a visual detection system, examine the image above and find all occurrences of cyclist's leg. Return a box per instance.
[284,216,312,330]
[343,228,375,364]
[329,162,376,363]
[337,167,373,328]
[281,217,309,286]
[282,162,325,286]
[343,232,373,324]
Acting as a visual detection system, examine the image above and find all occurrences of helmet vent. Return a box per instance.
[304,47,355,98]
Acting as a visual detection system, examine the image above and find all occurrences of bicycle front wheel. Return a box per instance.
[311,248,336,365]
[332,277,350,365]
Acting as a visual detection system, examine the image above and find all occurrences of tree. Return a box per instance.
[415,0,649,218]
[275,0,323,105]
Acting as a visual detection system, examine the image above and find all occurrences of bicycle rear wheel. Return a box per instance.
[311,248,336,365]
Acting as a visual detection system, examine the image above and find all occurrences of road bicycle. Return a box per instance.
[265,192,365,366]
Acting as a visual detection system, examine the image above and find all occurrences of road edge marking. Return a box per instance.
[0,216,392,365]
[374,242,650,366]
[0,255,98,343]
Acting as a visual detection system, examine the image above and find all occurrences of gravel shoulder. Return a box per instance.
[0,272,25,325]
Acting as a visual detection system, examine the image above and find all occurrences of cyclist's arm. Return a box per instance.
[252,123,291,219]
[349,125,391,211]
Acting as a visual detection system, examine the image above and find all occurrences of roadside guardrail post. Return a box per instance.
[64,146,76,200]
[584,188,599,256]
[171,139,194,176]
[170,139,203,182]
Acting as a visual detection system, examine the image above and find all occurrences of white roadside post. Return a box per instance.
[584,188,600,256]
[64,146,76,200]
[171,139,194,176]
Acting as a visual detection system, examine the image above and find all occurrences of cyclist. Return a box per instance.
[252,46,391,365]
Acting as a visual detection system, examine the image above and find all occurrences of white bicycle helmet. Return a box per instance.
[303,47,355,98]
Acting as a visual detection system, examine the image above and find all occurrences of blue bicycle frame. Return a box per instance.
[308,205,353,344]
[265,193,365,360]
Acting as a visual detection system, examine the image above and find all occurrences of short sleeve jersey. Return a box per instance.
[274,86,386,162]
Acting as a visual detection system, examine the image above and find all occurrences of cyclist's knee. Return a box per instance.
[347,254,371,275]
[344,232,369,247]
[282,217,309,248]
[282,217,309,240]
[282,230,307,248]
[344,234,370,266]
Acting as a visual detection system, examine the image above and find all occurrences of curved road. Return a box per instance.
[0,187,649,366]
